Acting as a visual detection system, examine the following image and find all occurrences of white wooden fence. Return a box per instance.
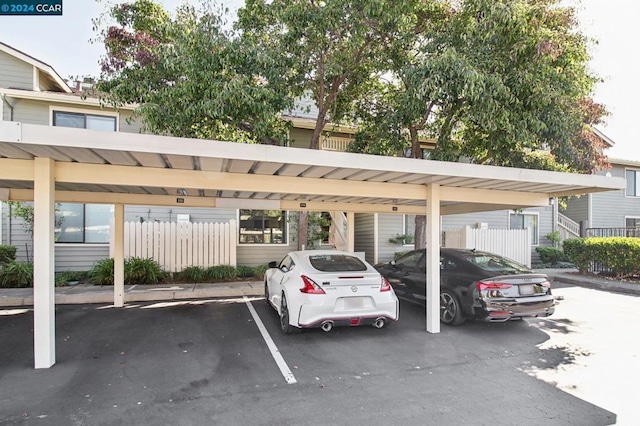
[111,220,237,272]
[443,226,531,267]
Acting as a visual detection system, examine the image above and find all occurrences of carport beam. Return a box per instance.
[426,184,441,333]
[33,157,56,368]
[114,204,124,307]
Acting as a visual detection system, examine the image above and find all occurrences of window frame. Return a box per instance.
[50,106,119,131]
[625,169,640,197]
[55,203,113,244]
[238,209,289,245]
[508,211,540,246]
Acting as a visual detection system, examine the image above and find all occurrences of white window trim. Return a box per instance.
[49,105,120,131]
[508,211,540,246]
[624,168,640,198]
[624,216,640,227]
[236,209,290,246]
[402,214,416,247]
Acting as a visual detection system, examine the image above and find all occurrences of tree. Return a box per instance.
[95,0,292,144]
[350,0,608,248]
[238,0,418,248]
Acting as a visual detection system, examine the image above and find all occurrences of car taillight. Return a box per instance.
[300,275,325,294]
[380,276,391,292]
[540,280,551,287]
[477,281,512,291]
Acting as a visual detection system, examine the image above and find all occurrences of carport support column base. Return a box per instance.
[114,204,124,307]
[426,184,440,333]
[33,157,55,368]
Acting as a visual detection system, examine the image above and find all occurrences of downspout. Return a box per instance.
[1,93,14,121]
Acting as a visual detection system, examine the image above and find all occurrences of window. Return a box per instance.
[55,203,113,243]
[53,110,117,131]
[403,215,416,245]
[394,250,424,269]
[626,217,640,227]
[626,170,640,197]
[239,210,287,244]
[509,213,539,245]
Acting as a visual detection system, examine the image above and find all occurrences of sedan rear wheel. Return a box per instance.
[280,293,301,334]
[440,290,465,326]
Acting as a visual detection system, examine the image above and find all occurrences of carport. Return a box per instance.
[0,121,626,368]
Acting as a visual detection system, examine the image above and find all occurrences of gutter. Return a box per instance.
[0,93,14,121]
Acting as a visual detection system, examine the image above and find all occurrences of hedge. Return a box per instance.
[563,237,640,278]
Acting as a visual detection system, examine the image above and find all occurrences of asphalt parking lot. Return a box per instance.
[1,290,619,426]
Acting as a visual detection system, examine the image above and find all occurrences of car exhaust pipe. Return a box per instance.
[320,321,334,332]
[373,317,386,329]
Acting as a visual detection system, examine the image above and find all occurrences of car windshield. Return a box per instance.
[462,253,530,274]
[309,254,367,272]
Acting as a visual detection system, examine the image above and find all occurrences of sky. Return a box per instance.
[0,0,638,160]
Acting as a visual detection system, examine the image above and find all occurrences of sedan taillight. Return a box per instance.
[300,275,326,294]
[380,276,391,292]
[477,281,512,291]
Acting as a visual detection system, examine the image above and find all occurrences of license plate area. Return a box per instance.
[519,284,535,296]
[338,296,372,310]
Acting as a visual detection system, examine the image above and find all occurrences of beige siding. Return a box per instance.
[120,110,144,134]
[11,98,49,125]
[563,195,589,224]
[377,214,408,263]
[354,213,375,264]
[237,243,295,267]
[442,210,509,230]
[55,245,109,272]
[125,206,236,223]
[0,51,32,90]
[289,127,313,148]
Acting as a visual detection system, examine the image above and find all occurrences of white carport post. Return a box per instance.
[113,204,125,307]
[33,157,56,368]
[426,183,441,333]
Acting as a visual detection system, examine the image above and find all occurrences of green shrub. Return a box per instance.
[252,264,269,280]
[535,247,565,265]
[236,265,255,278]
[0,245,17,266]
[89,257,167,285]
[125,257,166,284]
[89,258,114,285]
[0,261,33,288]
[206,265,237,281]
[55,270,87,287]
[563,237,640,277]
[178,266,208,283]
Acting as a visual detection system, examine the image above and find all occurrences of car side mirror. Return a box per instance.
[268,261,278,269]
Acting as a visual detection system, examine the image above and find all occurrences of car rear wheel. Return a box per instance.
[440,290,465,326]
[279,293,301,334]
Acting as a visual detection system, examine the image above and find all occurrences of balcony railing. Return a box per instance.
[321,137,352,152]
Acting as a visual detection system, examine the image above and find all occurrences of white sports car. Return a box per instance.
[265,250,399,334]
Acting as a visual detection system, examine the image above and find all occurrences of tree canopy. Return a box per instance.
[95,0,291,143]
[95,0,609,248]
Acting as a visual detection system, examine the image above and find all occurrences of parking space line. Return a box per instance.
[244,297,297,385]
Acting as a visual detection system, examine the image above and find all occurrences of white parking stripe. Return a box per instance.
[244,297,297,385]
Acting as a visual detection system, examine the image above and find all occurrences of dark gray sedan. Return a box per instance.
[376,248,555,325]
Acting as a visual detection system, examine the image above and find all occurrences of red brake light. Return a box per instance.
[300,275,325,294]
[477,281,512,291]
[540,280,551,287]
[380,276,391,292]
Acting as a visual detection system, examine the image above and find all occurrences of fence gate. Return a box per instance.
[443,225,531,267]
[112,220,237,272]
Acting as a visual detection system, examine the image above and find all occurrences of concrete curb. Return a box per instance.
[548,273,640,296]
[0,281,264,307]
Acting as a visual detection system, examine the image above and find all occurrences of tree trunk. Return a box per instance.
[297,210,308,250]
[414,215,426,249]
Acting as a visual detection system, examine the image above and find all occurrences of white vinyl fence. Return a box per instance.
[111,220,237,272]
[443,225,531,267]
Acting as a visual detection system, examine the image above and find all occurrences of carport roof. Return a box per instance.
[0,122,626,214]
